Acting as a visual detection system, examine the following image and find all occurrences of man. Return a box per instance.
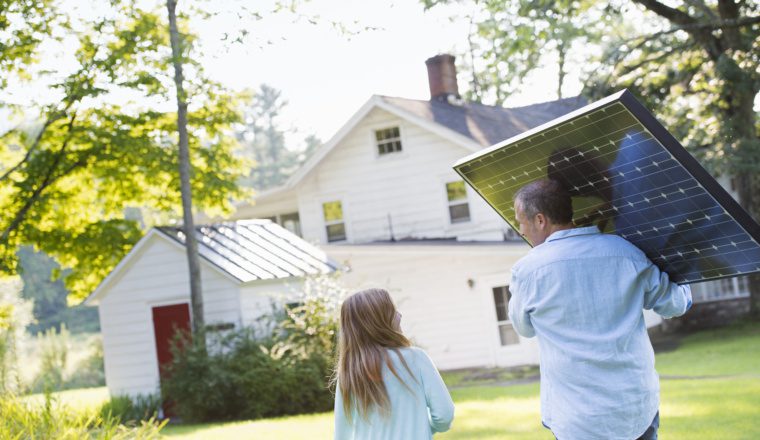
[508,179,692,440]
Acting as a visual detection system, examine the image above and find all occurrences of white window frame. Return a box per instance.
[321,199,347,243]
[374,125,403,156]
[492,285,519,346]
[445,180,471,225]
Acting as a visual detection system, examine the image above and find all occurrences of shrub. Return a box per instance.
[64,337,106,390]
[161,273,346,423]
[99,394,161,424]
[0,276,33,394]
[30,324,70,392]
[0,392,165,439]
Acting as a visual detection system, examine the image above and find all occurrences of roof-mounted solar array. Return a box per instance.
[453,89,760,284]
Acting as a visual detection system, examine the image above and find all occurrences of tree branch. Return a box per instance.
[632,0,725,60]
[1,112,78,242]
[620,41,697,73]
[684,0,717,20]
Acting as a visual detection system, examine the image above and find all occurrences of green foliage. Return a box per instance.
[0,0,63,88]
[161,327,334,423]
[0,276,33,394]
[0,392,165,439]
[161,274,346,423]
[0,2,251,301]
[584,1,760,178]
[17,246,100,334]
[31,324,70,392]
[236,84,321,190]
[424,0,619,103]
[99,394,162,425]
[64,337,105,390]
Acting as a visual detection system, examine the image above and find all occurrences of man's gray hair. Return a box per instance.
[514,179,573,224]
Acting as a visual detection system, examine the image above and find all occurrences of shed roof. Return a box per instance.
[157,219,339,283]
[85,219,340,305]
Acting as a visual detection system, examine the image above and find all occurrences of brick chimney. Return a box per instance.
[425,54,460,101]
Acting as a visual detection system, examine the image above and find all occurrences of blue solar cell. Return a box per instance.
[453,90,760,284]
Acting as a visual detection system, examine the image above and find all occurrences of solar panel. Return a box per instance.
[453,89,760,284]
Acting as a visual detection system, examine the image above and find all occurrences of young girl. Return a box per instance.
[333,288,454,439]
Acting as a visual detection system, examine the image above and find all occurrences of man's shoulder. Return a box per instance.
[515,232,648,272]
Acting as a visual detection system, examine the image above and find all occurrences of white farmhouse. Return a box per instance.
[84,220,337,397]
[219,54,594,370]
[212,54,747,370]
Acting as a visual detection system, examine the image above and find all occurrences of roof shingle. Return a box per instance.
[380,95,588,147]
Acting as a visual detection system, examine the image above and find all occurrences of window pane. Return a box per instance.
[492,287,508,321]
[326,223,346,242]
[499,324,520,345]
[376,127,402,155]
[280,212,301,236]
[322,201,343,222]
[446,181,467,201]
[449,203,471,223]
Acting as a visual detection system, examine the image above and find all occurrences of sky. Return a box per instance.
[191,0,583,148]
[0,0,583,147]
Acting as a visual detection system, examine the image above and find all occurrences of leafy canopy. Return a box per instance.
[0,2,250,301]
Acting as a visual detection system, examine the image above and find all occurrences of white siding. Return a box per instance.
[231,188,299,221]
[291,107,506,245]
[325,243,532,370]
[238,279,304,329]
[98,235,242,397]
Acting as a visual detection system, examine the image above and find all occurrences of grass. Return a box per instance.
[23,386,111,412]
[160,319,760,439]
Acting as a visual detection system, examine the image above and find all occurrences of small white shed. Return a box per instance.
[84,219,338,398]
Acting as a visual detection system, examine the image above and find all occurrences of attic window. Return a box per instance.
[375,127,402,155]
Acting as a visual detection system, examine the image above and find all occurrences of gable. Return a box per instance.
[300,105,477,192]
[282,96,482,193]
[84,230,238,306]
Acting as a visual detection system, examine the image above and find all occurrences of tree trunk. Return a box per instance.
[167,0,205,336]
[557,40,566,100]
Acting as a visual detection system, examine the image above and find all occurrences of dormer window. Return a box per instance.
[375,127,402,155]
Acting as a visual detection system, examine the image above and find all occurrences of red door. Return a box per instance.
[152,303,191,417]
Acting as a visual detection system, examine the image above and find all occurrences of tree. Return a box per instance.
[166,0,205,336]
[236,84,320,190]
[0,0,61,89]
[0,3,248,301]
[425,0,760,318]
[423,0,618,104]
[17,246,99,334]
[582,0,760,317]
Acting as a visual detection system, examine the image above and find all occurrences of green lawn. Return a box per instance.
[161,320,760,439]
[23,386,110,412]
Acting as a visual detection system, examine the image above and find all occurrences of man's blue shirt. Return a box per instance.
[509,226,692,440]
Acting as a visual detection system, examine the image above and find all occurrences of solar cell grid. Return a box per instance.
[453,90,760,284]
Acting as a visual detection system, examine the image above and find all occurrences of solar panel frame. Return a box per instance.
[453,89,760,285]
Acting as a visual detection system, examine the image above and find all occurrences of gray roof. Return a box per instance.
[158,220,339,283]
[380,95,588,147]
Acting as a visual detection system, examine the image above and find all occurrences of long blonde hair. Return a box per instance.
[333,288,414,421]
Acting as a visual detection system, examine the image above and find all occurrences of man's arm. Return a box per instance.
[508,268,536,337]
[641,261,692,318]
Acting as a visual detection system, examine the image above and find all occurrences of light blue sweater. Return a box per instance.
[334,347,455,440]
